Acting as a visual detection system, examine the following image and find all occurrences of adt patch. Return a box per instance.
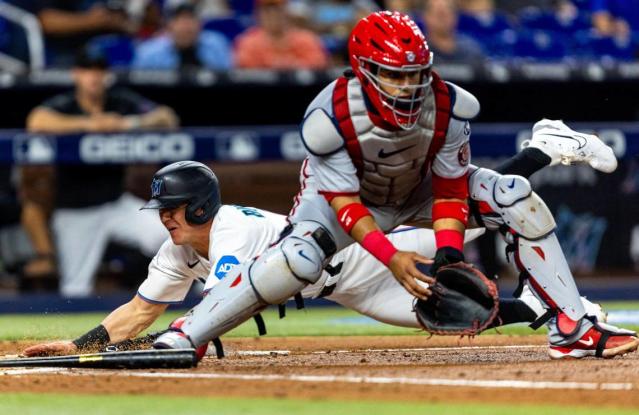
[215,255,240,279]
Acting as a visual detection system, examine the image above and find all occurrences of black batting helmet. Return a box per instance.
[141,161,221,225]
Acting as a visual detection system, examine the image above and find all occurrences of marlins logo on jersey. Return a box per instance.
[151,178,163,197]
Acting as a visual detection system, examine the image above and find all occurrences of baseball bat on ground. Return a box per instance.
[0,349,198,369]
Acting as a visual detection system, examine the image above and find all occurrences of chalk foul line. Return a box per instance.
[0,367,632,391]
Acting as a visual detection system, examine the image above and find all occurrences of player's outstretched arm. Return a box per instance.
[329,195,434,299]
[23,295,168,357]
[101,295,168,343]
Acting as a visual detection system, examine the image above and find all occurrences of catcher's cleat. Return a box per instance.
[549,319,639,359]
[522,119,618,173]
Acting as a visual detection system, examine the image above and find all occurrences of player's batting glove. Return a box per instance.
[431,246,465,275]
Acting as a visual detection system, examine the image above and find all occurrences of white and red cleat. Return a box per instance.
[522,119,618,173]
[549,319,639,359]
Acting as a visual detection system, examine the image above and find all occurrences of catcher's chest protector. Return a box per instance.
[332,74,451,206]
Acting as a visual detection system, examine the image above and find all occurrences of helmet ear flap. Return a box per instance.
[185,199,211,225]
[184,192,220,225]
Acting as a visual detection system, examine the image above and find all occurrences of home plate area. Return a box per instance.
[1,335,639,408]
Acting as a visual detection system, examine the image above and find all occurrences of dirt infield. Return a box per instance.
[2,335,639,408]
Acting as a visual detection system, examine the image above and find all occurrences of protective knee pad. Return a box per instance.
[251,221,335,304]
[469,168,555,239]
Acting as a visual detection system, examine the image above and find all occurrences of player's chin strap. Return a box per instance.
[468,168,587,335]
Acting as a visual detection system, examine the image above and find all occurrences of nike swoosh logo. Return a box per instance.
[298,250,313,263]
[187,260,200,269]
[578,336,594,347]
[378,145,416,159]
[541,133,587,149]
[507,178,515,189]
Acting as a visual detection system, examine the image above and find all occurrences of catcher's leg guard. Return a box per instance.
[471,171,639,356]
[469,168,587,337]
[169,221,336,347]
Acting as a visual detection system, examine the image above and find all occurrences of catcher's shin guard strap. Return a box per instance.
[276,294,306,321]
[490,298,538,327]
[253,313,267,336]
[212,337,224,359]
[311,226,337,257]
[596,332,609,358]
[529,309,555,330]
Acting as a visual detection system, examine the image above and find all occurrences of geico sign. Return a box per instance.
[80,133,194,163]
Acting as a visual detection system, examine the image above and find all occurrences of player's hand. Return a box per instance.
[23,340,77,357]
[388,251,434,300]
[87,113,127,132]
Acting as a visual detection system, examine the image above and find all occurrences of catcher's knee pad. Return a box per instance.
[251,221,336,304]
[469,169,555,238]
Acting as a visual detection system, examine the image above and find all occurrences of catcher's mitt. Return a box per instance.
[415,262,499,336]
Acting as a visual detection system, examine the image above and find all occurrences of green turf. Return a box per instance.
[2,302,639,341]
[1,394,638,415]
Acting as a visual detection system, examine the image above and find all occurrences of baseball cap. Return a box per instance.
[74,46,109,70]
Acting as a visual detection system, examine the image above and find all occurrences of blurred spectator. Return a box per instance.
[422,0,486,65]
[234,0,329,69]
[28,0,136,67]
[194,0,233,19]
[384,0,418,15]
[21,46,177,297]
[457,0,513,31]
[133,3,233,70]
[591,0,639,40]
[494,1,558,15]
[299,0,376,65]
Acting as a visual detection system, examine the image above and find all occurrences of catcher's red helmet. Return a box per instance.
[348,11,433,130]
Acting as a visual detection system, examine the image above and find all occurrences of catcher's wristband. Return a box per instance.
[361,230,398,266]
[336,202,371,234]
[72,324,110,350]
[435,229,464,251]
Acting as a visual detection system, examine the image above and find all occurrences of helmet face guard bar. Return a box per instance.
[359,55,433,130]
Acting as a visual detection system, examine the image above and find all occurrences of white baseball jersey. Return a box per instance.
[137,205,286,304]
